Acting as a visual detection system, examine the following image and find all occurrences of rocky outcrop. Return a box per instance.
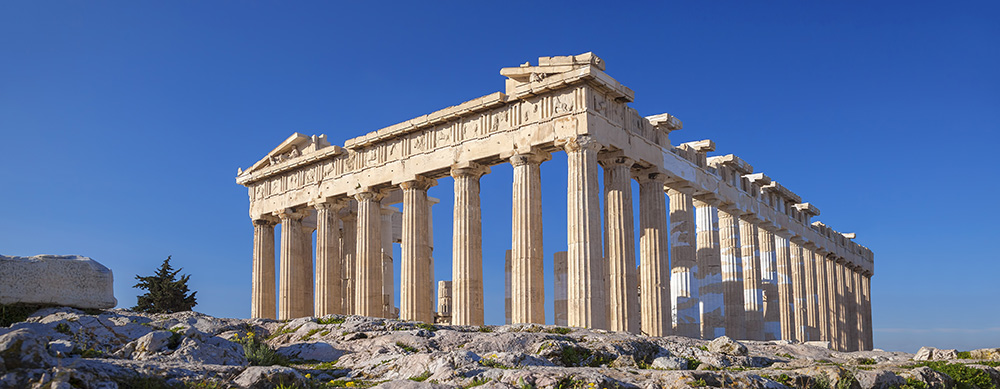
[1,308,998,389]
[0,255,116,309]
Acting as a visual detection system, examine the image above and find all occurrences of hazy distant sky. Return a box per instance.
[2,1,997,353]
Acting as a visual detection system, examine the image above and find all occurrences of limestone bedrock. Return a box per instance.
[0,255,117,309]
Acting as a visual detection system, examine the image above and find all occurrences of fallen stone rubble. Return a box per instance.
[1,307,998,388]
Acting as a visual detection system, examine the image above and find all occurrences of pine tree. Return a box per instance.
[133,256,197,313]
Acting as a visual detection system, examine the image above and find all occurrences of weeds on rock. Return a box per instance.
[957,351,973,359]
[856,357,876,365]
[415,322,438,332]
[409,371,432,382]
[0,303,51,327]
[899,377,929,389]
[268,324,302,340]
[684,356,702,370]
[396,341,419,353]
[55,322,72,335]
[690,378,709,387]
[464,377,491,388]
[909,361,996,389]
[479,354,513,369]
[776,352,794,359]
[232,331,289,366]
[316,316,346,325]
[301,328,323,341]
[478,326,493,333]
[546,327,573,335]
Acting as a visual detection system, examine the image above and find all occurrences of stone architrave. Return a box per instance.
[637,171,671,337]
[400,178,435,323]
[694,197,724,339]
[758,226,780,341]
[668,185,700,338]
[563,136,606,330]
[251,217,277,319]
[313,199,346,317]
[600,153,639,334]
[553,251,568,326]
[718,204,746,340]
[739,216,764,340]
[354,190,385,318]
[774,231,796,341]
[0,255,117,309]
[340,210,357,314]
[451,162,489,326]
[510,150,549,325]
[789,237,808,341]
[276,208,308,320]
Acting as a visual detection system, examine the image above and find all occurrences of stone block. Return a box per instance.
[0,255,117,309]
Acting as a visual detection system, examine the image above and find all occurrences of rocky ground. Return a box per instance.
[1,307,998,388]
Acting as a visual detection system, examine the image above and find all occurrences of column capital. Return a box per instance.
[739,212,762,224]
[693,193,722,207]
[274,207,308,221]
[252,215,279,226]
[353,190,385,203]
[597,150,634,168]
[634,168,670,185]
[773,228,793,238]
[399,176,437,191]
[508,150,552,167]
[665,182,695,196]
[803,241,818,250]
[310,197,349,211]
[816,247,831,256]
[451,161,491,178]
[717,202,743,215]
[558,135,602,154]
[789,235,806,245]
[757,221,778,232]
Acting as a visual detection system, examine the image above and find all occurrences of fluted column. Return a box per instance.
[354,189,384,317]
[437,280,452,323]
[276,208,308,320]
[852,267,864,351]
[511,151,549,325]
[813,248,830,342]
[758,226,780,341]
[739,216,764,340]
[637,171,670,336]
[801,242,819,341]
[340,211,357,314]
[314,200,346,317]
[862,271,873,351]
[299,221,314,318]
[600,154,638,334]
[824,254,840,349]
[835,259,849,351]
[789,237,808,341]
[380,206,397,319]
[564,136,606,330]
[553,251,569,326]
[718,204,745,339]
[668,185,699,338]
[452,163,489,326]
[694,197,724,339]
[774,231,796,341]
[251,217,277,319]
[400,178,435,323]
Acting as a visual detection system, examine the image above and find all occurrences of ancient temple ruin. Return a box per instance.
[236,53,874,351]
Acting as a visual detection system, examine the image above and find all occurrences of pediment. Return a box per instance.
[238,132,335,177]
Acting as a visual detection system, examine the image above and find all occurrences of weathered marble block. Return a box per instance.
[0,255,117,309]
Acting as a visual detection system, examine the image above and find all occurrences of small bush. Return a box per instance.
[465,377,490,388]
[410,371,432,382]
[857,357,876,365]
[478,326,493,333]
[232,331,289,366]
[0,303,50,327]
[55,322,72,335]
[416,323,438,332]
[691,378,709,387]
[912,361,995,389]
[317,316,345,325]
[396,341,419,353]
[957,351,972,359]
[545,327,573,335]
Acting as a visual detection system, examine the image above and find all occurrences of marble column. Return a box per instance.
[355,190,384,318]
[314,200,346,317]
[340,210,357,314]
[437,280,452,324]
[298,221,315,319]
[452,163,489,326]
[504,249,512,325]
[600,154,639,334]
[758,226,780,341]
[813,248,830,342]
[825,254,841,350]
[774,231,796,341]
[801,242,819,341]
[835,259,849,351]
[694,197,724,339]
[276,208,308,320]
[718,204,746,340]
[668,185,699,338]
[251,217,277,319]
[862,271,873,351]
[380,206,396,318]
[553,251,568,326]
[400,178,435,323]
[564,136,606,329]
[789,237,808,341]
[739,216,764,340]
[637,171,670,336]
[511,151,549,325]
[853,267,864,351]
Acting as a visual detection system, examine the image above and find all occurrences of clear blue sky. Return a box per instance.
[1,2,997,353]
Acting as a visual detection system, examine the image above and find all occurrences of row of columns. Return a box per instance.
[250,135,872,351]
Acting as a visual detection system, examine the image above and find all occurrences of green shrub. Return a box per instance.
[316,316,345,325]
[912,361,995,389]
[409,371,432,382]
[857,357,876,365]
[232,331,289,366]
[545,327,573,335]
[415,323,438,332]
[957,351,973,359]
[396,341,419,353]
[0,303,50,327]
[55,322,72,335]
[465,377,490,388]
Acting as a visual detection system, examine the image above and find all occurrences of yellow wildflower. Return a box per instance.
[305,373,312,379]
[346,382,356,387]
